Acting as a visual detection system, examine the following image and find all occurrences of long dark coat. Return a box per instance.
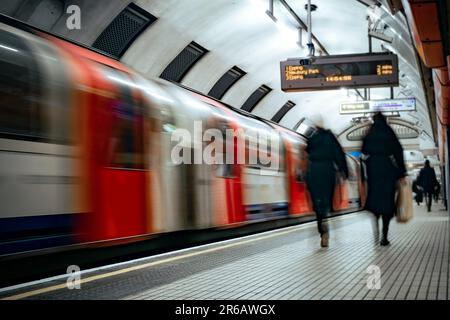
[418,166,438,193]
[306,129,349,216]
[362,118,406,217]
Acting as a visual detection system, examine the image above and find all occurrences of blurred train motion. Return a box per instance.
[0,18,366,255]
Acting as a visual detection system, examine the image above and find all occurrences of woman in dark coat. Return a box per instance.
[362,112,407,246]
[418,160,438,212]
[306,114,349,248]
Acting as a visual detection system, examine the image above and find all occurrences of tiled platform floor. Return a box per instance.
[1,204,448,300]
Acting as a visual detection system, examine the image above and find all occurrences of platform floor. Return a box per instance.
[0,204,448,300]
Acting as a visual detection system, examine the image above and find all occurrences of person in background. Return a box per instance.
[434,181,441,202]
[412,176,423,206]
[306,114,349,248]
[418,160,438,212]
[362,112,407,246]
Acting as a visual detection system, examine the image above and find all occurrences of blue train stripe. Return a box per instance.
[0,213,74,234]
[0,214,75,255]
[245,202,289,220]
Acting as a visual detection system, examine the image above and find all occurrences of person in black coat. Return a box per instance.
[306,114,349,248]
[412,177,423,206]
[434,182,441,202]
[362,112,407,246]
[418,160,438,212]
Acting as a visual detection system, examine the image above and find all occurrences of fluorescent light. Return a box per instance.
[0,44,18,52]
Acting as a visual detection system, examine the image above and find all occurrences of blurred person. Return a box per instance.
[362,112,407,246]
[417,160,438,212]
[412,176,423,206]
[434,181,441,202]
[306,114,349,248]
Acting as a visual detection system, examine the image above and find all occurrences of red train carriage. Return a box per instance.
[0,18,363,256]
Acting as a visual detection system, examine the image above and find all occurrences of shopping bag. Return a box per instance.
[396,180,413,223]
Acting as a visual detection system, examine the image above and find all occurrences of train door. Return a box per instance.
[135,77,184,233]
[273,127,312,216]
[151,107,183,232]
[211,105,246,224]
[193,95,246,225]
[209,108,245,225]
[90,66,148,240]
[158,85,217,229]
[345,156,361,209]
[358,157,367,208]
[286,137,312,215]
[208,113,236,226]
[194,116,215,229]
[237,116,288,220]
[332,156,350,211]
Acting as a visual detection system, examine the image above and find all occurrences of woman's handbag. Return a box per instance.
[396,180,413,223]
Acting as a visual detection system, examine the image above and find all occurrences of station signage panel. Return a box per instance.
[339,97,416,114]
[280,53,399,92]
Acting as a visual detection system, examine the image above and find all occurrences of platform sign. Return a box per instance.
[280,53,399,92]
[339,97,416,114]
[340,101,371,114]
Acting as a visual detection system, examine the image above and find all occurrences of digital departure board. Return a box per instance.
[280,53,399,92]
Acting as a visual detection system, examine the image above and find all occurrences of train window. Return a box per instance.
[276,138,286,173]
[296,145,308,182]
[256,140,274,170]
[214,120,235,178]
[0,29,43,141]
[347,158,358,182]
[109,97,145,169]
[241,135,285,173]
[105,69,145,169]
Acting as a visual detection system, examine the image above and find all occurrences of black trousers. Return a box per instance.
[381,215,391,239]
[317,214,329,235]
[372,214,391,240]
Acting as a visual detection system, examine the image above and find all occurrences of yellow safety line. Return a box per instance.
[2,213,358,300]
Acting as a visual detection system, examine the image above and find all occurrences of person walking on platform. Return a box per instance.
[434,182,441,202]
[362,112,407,246]
[306,114,349,248]
[412,177,423,206]
[417,160,438,212]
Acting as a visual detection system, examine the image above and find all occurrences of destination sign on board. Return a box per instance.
[280,53,399,92]
[339,98,416,114]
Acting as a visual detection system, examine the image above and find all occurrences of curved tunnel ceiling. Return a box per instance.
[0,0,436,150]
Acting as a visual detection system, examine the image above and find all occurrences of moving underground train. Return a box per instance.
[0,18,366,256]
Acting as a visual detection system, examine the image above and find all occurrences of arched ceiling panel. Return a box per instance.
[128,0,433,144]
[251,90,285,117]
[0,0,435,149]
[283,0,369,54]
[122,17,193,77]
